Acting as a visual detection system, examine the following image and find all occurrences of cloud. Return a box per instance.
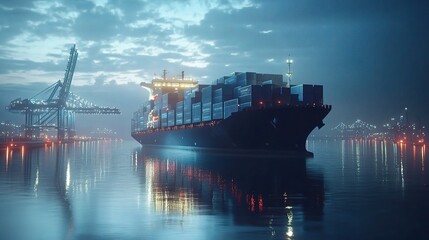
[72,6,122,41]
[0,0,259,87]
[164,58,182,64]
[0,0,428,126]
[2,32,76,62]
[181,60,209,68]
[144,0,255,27]
[0,0,35,8]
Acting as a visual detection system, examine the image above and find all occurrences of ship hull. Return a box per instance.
[132,105,331,156]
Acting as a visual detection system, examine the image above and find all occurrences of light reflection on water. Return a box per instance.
[0,140,428,239]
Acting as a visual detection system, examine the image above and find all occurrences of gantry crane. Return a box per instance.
[7,45,120,141]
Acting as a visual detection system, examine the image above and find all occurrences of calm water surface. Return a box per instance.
[0,140,428,240]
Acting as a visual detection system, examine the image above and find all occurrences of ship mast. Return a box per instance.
[286,55,293,87]
[162,69,167,81]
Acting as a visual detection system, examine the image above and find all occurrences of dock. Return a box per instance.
[0,137,52,150]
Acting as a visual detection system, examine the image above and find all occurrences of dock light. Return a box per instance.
[259,101,264,105]
[277,100,281,104]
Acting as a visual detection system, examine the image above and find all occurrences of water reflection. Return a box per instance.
[132,146,325,239]
[332,139,429,195]
[0,140,119,240]
[2,140,427,239]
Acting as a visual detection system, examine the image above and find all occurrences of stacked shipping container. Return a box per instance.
[202,86,213,122]
[131,72,324,132]
[175,101,184,125]
[291,84,323,105]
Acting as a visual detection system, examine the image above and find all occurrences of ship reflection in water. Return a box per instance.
[132,147,325,238]
[1,140,429,239]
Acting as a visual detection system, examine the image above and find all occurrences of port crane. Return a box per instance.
[7,45,120,140]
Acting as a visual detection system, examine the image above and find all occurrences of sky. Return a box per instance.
[0,0,428,138]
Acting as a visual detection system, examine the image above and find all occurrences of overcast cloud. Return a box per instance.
[1,0,428,135]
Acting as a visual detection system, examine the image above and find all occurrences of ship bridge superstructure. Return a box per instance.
[140,70,198,97]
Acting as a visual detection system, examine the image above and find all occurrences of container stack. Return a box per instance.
[275,87,291,106]
[234,85,263,110]
[140,107,149,130]
[161,112,168,128]
[201,86,212,122]
[175,101,184,125]
[192,102,201,123]
[132,99,154,131]
[183,89,193,124]
[131,109,140,132]
[224,72,283,87]
[212,102,223,120]
[291,84,324,105]
[184,89,202,124]
[255,73,283,85]
[162,92,178,110]
[224,98,239,118]
[161,93,175,128]
[212,85,234,120]
[213,86,234,104]
[153,95,162,128]
[168,110,175,127]
[225,74,238,85]
[211,76,228,85]
[137,107,145,131]
[236,72,257,86]
[132,72,325,132]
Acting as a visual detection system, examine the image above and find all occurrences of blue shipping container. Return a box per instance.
[192,102,202,123]
[202,102,212,122]
[168,110,175,127]
[224,98,238,118]
[291,84,314,105]
[212,102,223,120]
[161,112,168,128]
[184,108,192,124]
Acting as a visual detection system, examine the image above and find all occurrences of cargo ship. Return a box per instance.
[131,70,331,156]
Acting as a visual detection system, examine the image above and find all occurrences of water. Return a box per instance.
[0,140,428,240]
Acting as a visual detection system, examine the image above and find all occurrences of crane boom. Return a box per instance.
[59,44,78,106]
